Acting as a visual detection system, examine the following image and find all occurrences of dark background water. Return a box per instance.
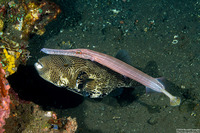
[8,0,200,132]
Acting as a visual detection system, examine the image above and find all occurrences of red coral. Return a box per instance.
[0,61,10,133]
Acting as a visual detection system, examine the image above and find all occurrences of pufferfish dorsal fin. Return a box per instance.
[115,50,132,66]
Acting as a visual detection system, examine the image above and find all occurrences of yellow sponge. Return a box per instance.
[2,49,20,76]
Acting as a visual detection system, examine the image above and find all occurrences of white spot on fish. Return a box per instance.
[35,62,43,69]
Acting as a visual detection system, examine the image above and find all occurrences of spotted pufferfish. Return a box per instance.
[34,55,136,98]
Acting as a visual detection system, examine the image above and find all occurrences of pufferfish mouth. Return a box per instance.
[34,61,43,70]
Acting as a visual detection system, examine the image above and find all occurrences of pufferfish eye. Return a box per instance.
[34,62,43,69]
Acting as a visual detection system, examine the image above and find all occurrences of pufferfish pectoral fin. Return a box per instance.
[79,79,106,98]
[79,79,97,97]
[68,78,95,97]
[77,78,94,90]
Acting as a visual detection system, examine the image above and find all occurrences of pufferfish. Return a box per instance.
[34,55,136,98]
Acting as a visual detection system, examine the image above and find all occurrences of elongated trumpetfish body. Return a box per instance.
[40,48,181,106]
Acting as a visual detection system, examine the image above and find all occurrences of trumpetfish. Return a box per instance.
[40,48,181,106]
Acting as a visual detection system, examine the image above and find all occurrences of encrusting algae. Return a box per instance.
[0,19,3,31]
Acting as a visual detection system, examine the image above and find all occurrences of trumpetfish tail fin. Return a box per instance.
[145,78,181,106]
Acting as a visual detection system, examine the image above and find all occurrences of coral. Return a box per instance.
[0,61,10,132]
[65,117,78,133]
[0,1,61,132]
[16,106,78,133]
[48,114,78,133]
[22,1,61,36]
[0,0,60,77]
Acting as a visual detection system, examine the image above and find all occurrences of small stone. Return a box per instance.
[147,117,158,125]
[181,85,186,89]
